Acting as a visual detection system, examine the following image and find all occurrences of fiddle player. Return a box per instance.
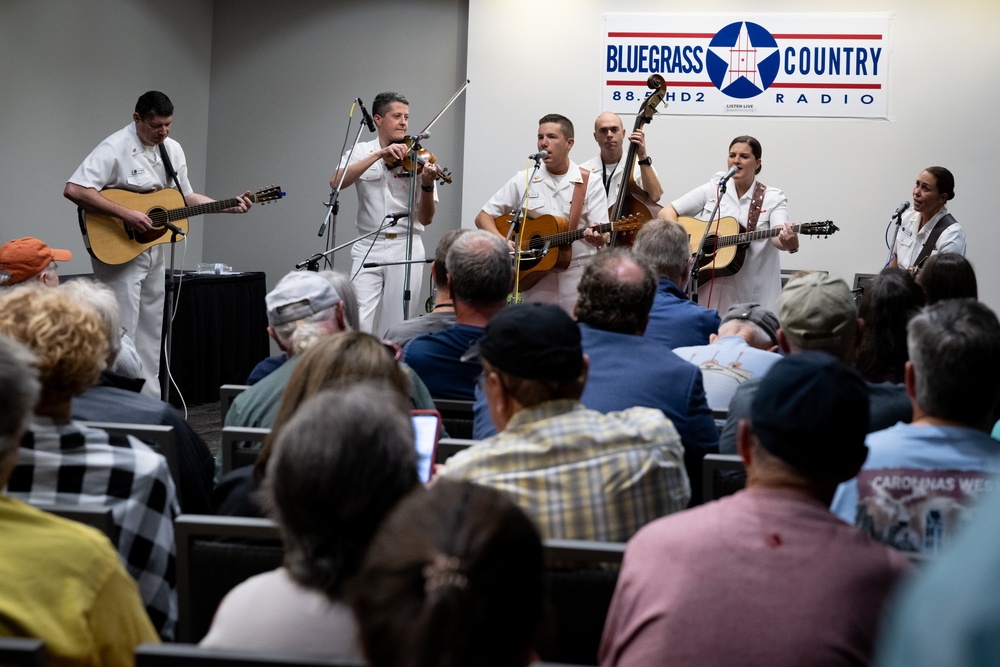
[475,113,608,314]
[580,111,663,206]
[330,92,439,336]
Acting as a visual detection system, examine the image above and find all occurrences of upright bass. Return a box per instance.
[609,74,669,247]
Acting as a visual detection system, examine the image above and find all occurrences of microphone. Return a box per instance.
[529,150,548,161]
[385,212,409,221]
[410,131,431,142]
[357,98,376,133]
[717,166,738,186]
[892,200,910,220]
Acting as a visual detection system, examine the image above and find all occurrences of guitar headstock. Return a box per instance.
[251,186,286,204]
[610,213,648,233]
[800,220,839,236]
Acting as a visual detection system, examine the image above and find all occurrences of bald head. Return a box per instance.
[594,112,626,162]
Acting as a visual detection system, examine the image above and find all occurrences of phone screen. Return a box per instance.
[412,410,441,483]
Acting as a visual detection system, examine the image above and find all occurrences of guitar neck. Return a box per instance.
[526,220,620,249]
[165,196,246,223]
[716,222,805,248]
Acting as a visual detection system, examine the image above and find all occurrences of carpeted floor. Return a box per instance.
[183,402,222,458]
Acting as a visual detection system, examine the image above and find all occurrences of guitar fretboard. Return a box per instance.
[158,197,251,224]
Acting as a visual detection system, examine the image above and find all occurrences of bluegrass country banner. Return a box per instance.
[602,13,893,119]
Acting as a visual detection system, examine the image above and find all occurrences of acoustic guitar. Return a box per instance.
[494,213,646,290]
[78,186,285,265]
[678,216,838,285]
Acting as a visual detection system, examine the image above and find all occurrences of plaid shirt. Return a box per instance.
[439,400,690,542]
[6,417,180,639]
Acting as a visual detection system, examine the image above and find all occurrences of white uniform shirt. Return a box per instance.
[338,138,437,235]
[579,154,657,209]
[892,206,966,271]
[672,173,789,315]
[68,123,193,196]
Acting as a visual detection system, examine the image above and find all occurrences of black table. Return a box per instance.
[160,271,269,407]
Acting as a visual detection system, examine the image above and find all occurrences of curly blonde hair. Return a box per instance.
[0,285,107,404]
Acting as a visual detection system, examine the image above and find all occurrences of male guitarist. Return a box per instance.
[475,113,608,314]
[64,91,253,399]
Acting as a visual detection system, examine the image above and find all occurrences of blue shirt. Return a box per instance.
[644,277,721,349]
[674,335,782,412]
[403,324,484,400]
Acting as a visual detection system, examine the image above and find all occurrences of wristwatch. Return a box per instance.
[638,157,652,166]
[421,185,434,192]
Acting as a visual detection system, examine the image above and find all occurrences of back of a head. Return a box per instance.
[907,299,1000,425]
[350,479,545,667]
[319,270,360,330]
[266,270,344,353]
[255,331,409,481]
[854,268,925,383]
[262,382,419,599]
[916,252,978,304]
[446,230,513,309]
[434,229,471,288]
[0,335,40,462]
[632,218,691,283]
[574,249,656,334]
[779,272,858,358]
[0,286,107,405]
[751,351,870,484]
[59,277,123,366]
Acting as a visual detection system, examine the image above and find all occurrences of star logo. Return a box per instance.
[707,22,780,99]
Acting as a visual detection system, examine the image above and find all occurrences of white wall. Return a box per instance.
[0,0,214,272]
[463,0,1000,314]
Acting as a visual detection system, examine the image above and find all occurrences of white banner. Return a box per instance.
[602,13,892,119]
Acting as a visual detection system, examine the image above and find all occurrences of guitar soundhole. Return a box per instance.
[148,207,169,229]
[134,207,169,244]
[702,236,720,256]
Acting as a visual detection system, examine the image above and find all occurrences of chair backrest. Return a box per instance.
[0,637,46,667]
[174,514,283,643]
[32,503,117,543]
[432,398,475,440]
[540,538,626,666]
[79,421,181,507]
[135,642,362,667]
[434,437,477,464]
[712,409,728,434]
[701,453,746,504]
[219,384,250,425]
[219,426,271,475]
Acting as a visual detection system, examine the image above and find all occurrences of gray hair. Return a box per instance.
[632,219,691,284]
[718,318,773,350]
[0,335,40,460]
[319,270,360,330]
[59,278,122,366]
[446,230,513,308]
[907,299,1000,424]
[272,271,357,354]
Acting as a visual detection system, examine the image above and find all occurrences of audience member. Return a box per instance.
[0,286,179,639]
[202,383,420,659]
[831,299,1000,554]
[64,278,215,514]
[720,272,912,453]
[350,480,545,667]
[403,230,512,400]
[915,251,978,304]
[384,228,468,346]
[854,268,925,384]
[246,269,359,385]
[674,302,781,412]
[600,352,911,667]
[875,483,1000,667]
[631,218,720,348]
[0,236,71,287]
[0,333,159,664]
[575,250,717,503]
[439,303,689,541]
[215,331,410,517]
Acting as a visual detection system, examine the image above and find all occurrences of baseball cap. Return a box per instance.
[751,351,869,479]
[722,302,779,345]
[266,271,341,327]
[468,303,583,381]
[0,237,72,285]
[779,272,857,345]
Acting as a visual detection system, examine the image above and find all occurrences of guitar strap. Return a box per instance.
[746,181,766,233]
[911,213,957,270]
[568,167,591,230]
[158,143,188,205]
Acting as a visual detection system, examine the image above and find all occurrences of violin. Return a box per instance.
[384,136,453,185]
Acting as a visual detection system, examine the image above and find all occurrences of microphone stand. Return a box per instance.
[298,217,399,272]
[364,257,434,269]
[686,186,725,303]
[884,206,907,267]
[161,227,185,401]
[319,103,372,267]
